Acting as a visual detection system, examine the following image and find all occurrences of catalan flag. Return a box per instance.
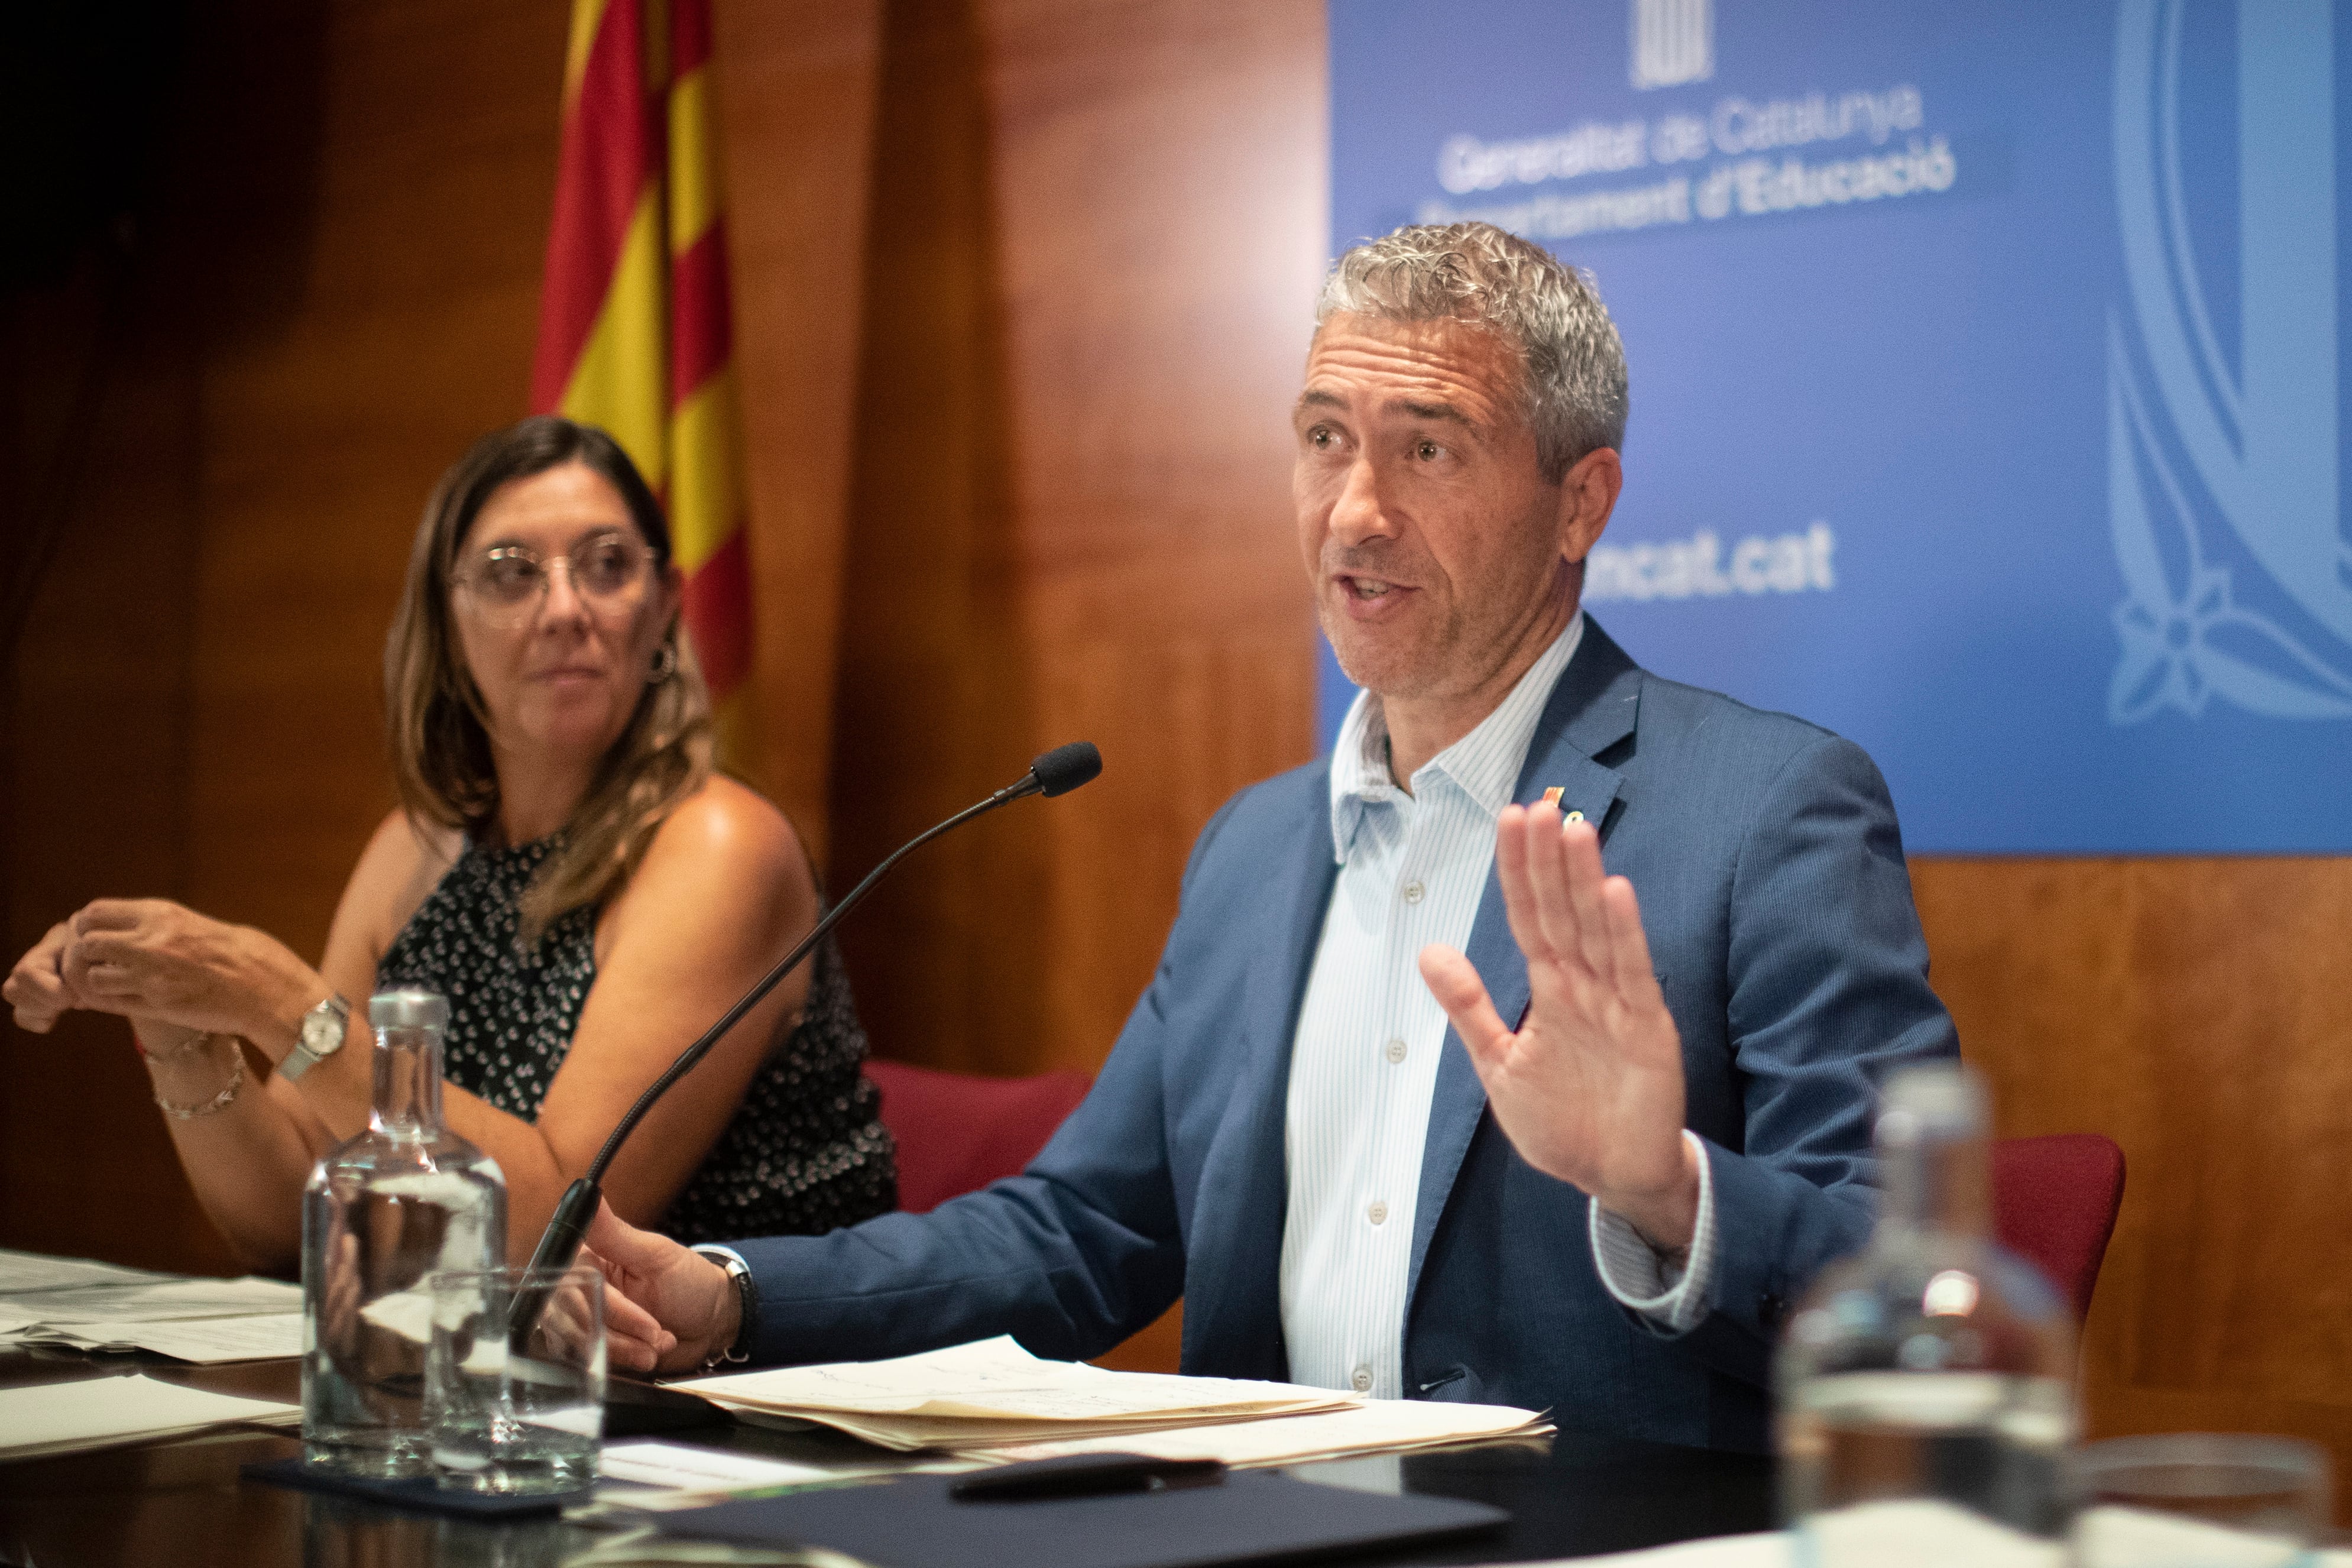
[531,0,753,737]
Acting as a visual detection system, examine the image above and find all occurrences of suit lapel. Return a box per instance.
[1404,620,1645,1313]
[1181,773,1339,1380]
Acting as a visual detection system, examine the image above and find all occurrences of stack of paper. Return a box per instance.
[0,1253,303,1363]
[588,1440,966,1517]
[963,1397,1551,1468]
[678,1336,1352,1452]
[1539,1502,2352,1568]
[0,1372,299,1462]
[0,1248,176,1294]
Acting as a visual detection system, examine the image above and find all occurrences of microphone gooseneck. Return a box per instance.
[520,743,1105,1298]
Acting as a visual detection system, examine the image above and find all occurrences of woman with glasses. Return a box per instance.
[2,416,896,1266]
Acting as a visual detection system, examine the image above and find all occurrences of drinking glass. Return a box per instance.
[2072,1433,2330,1567]
[425,1264,605,1494]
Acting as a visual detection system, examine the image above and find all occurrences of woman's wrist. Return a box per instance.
[148,1033,248,1120]
[132,1018,209,1062]
[145,1029,241,1080]
[248,939,333,1062]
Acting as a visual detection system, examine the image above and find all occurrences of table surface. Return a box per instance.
[0,1348,1778,1567]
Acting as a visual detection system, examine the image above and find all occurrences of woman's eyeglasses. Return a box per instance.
[453,534,652,628]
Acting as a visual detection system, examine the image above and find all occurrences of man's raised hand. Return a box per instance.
[1416,802,1700,1250]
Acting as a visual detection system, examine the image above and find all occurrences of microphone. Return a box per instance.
[1009,740,1103,801]
[518,742,1104,1311]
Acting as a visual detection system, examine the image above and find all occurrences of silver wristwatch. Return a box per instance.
[278,992,351,1083]
[690,1245,755,1370]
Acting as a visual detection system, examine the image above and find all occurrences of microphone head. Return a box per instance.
[1032,741,1103,798]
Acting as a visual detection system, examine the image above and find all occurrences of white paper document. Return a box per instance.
[0,1275,299,1326]
[681,1335,1343,1428]
[582,1441,968,1520]
[564,1523,864,1566]
[110,1314,306,1363]
[0,1372,299,1462]
[963,1397,1550,1467]
[0,1248,174,1295]
[1537,1503,2352,1568]
[598,1441,850,1493]
[0,1252,306,1363]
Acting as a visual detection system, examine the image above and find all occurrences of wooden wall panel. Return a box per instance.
[829,0,1325,1084]
[184,0,568,953]
[711,1,885,860]
[1,264,219,1272]
[1914,857,2352,1488]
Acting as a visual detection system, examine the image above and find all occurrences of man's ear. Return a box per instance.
[1554,446,1624,563]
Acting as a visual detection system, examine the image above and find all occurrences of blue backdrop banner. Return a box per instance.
[1324,0,2352,853]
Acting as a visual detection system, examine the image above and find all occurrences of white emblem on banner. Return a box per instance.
[2108,0,2352,721]
[1630,0,1713,91]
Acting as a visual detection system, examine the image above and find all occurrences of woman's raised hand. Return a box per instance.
[5,922,82,1032]
[61,899,316,1048]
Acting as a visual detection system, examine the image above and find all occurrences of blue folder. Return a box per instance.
[652,1454,1510,1568]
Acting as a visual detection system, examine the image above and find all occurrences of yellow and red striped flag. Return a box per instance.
[531,0,753,741]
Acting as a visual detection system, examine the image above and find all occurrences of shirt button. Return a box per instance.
[1385,1039,1407,1064]
[1401,880,1425,904]
[1351,1366,1373,1393]
[1367,1200,1388,1225]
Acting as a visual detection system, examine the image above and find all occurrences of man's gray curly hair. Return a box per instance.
[1314,222,1629,482]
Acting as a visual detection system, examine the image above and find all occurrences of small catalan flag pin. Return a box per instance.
[1538,788,1584,824]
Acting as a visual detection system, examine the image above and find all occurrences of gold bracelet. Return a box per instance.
[154,1035,247,1120]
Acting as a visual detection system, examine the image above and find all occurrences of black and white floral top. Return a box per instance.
[375,833,896,1244]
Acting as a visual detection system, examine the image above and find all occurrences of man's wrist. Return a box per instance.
[689,1245,753,1369]
[1599,1138,1703,1253]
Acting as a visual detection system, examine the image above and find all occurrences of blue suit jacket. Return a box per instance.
[731,620,1958,1452]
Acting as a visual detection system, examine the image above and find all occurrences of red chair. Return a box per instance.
[1992,1133,2126,1324]
[865,1058,1094,1214]
[867,1064,2128,1324]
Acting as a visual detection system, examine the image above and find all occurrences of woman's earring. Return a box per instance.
[648,642,679,684]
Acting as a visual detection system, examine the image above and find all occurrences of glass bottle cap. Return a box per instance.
[1877,1061,1988,1147]
[368,989,449,1031]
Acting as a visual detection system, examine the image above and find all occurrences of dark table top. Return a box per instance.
[0,1349,1777,1567]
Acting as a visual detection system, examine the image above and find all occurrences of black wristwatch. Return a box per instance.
[688,1245,754,1371]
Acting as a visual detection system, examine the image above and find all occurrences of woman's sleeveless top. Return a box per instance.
[375,834,897,1245]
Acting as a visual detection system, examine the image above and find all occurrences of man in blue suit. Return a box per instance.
[587,221,1956,1452]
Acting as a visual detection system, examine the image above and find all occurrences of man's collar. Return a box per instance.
[1329,611,1587,863]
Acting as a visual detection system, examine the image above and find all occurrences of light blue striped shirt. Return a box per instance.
[1277,613,1716,1398]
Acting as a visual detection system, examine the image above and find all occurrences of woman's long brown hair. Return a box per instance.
[384,416,713,944]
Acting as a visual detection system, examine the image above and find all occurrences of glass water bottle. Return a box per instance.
[1776,1062,2077,1563]
[300,989,507,1475]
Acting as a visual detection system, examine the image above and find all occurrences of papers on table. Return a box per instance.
[672,1336,1544,1467]
[676,1336,1349,1452]
[599,1441,856,1494]
[0,1248,175,1295]
[1535,1502,2352,1568]
[16,1314,309,1365]
[963,1397,1551,1468]
[0,1254,303,1364]
[588,1440,961,1516]
[0,1274,300,1326]
[0,1372,299,1462]
[565,1522,866,1566]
